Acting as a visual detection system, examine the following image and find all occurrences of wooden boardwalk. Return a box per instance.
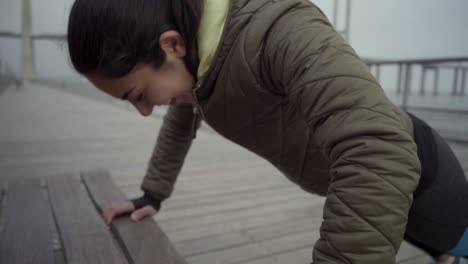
[1,82,467,263]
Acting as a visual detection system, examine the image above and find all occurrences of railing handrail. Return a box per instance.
[0,32,21,38]
[0,31,65,41]
[364,57,468,65]
[424,64,468,70]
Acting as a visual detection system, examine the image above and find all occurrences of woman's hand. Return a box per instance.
[102,194,160,225]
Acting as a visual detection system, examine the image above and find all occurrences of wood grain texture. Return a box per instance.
[82,169,187,264]
[47,174,127,264]
[0,177,54,264]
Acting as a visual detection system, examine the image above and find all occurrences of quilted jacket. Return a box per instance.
[141,0,422,263]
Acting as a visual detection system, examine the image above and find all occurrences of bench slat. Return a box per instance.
[47,174,128,264]
[0,181,4,231]
[82,169,187,264]
[0,178,55,264]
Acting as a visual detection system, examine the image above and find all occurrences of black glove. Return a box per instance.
[131,193,161,211]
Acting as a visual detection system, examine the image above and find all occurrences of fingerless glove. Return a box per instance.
[131,193,161,211]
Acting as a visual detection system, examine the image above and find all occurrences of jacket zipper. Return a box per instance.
[188,0,232,138]
[191,82,206,138]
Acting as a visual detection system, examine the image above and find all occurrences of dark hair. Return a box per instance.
[67,0,202,78]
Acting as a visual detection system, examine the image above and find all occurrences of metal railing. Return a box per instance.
[419,64,467,96]
[365,57,468,112]
[332,0,352,42]
[0,31,65,41]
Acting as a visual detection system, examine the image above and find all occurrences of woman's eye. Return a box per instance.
[136,93,143,102]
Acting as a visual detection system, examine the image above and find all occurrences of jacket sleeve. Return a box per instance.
[262,6,421,264]
[140,104,200,201]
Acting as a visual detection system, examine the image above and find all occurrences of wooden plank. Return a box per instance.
[158,194,323,232]
[397,254,433,264]
[158,188,309,222]
[186,231,317,264]
[177,232,250,258]
[0,181,4,232]
[396,242,427,263]
[221,239,430,264]
[117,164,276,191]
[175,207,323,257]
[47,174,128,264]
[0,177,55,264]
[43,179,67,264]
[241,246,312,264]
[168,205,318,243]
[242,245,430,264]
[164,181,293,209]
[81,169,187,264]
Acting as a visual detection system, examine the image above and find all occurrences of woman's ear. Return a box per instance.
[159,30,187,58]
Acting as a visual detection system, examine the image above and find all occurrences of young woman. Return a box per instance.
[67,0,468,263]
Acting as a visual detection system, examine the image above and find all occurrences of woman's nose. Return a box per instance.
[132,101,154,117]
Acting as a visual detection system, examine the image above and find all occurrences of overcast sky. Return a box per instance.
[1,0,468,80]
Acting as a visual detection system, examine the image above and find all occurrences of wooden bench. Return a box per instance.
[0,169,186,264]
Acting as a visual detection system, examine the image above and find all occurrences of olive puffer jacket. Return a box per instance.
[141,0,421,263]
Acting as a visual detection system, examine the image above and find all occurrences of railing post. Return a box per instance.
[375,64,381,82]
[453,67,460,95]
[344,0,352,42]
[433,67,439,96]
[0,56,3,77]
[402,63,412,111]
[420,66,427,95]
[461,69,466,96]
[397,63,404,95]
[331,0,352,42]
[21,0,34,86]
[333,0,339,27]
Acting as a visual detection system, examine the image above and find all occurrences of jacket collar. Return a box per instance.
[197,0,230,78]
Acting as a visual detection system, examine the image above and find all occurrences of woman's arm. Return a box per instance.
[262,5,421,264]
[141,103,200,201]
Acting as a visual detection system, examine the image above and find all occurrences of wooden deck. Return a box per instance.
[1,82,467,263]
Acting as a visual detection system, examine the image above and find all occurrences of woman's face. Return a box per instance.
[88,62,194,117]
[87,31,195,117]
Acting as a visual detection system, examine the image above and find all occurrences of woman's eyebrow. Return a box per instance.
[120,87,135,101]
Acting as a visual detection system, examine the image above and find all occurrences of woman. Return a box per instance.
[67,0,468,263]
